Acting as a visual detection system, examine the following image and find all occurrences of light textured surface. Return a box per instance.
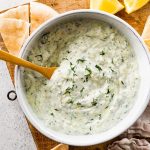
[0,60,37,150]
[0,0,35,12]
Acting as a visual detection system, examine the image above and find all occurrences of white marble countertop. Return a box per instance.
[0,61,36,150]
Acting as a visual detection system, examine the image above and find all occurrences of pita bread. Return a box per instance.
[0,18,29,55]
[0,5,29,22]
[51,144,69,150]
[142,16,150,50]
[30,2,58,33]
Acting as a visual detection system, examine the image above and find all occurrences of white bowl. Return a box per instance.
[15,10,150,146]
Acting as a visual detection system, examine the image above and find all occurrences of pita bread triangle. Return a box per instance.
[30,2,58,33]
[142,16,150,50]
[0,5,29,22]
[0,18,29,55]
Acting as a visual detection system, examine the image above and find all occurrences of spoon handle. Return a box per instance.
[0,50,44,72]
[0,50,57,79]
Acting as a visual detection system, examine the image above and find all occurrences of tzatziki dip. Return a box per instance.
[23,19,140,135]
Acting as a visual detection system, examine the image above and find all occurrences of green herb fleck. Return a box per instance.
[112,59,114,64]
[91,99,98,106]
[106,88,110,94]
[100,51,105,55]
[69,62,76,73]
[99,114,101,119]
[77,59,86,63]
[89,127,92,131]
[121,57,124,62]
[121,81,124,85]
[85,67,92,75]
[110,68,115,72]
[95,65,102,71]
[71,66,75,73]
[105,106,109,109]
[80,87,85,93]
[111,93,114,98]
[102,73,105,77]
[64,87,73,95]
[76,102,84,107]
[84,67,92,82]
[54,109,59,111]
[67,99,74,104]
[70,62,73,65]
[50,113,54,116]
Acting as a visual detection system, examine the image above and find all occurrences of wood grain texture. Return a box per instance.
[0,0,150,149]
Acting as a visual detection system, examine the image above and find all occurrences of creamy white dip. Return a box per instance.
[23,19,140,135]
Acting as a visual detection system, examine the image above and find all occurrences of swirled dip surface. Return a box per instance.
[23,19,140,135]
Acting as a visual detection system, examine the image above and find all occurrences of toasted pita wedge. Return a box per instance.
[0,5,29,22]
[0,18,29,55]
[142,16,150,50]
[30,2,58,33]
[51,144,69,150]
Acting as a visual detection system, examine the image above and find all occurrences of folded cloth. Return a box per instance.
[108,138,150,150]
[120,103,150,138]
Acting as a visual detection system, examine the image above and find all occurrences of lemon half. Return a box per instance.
[124,0,150,14]
[90,0,124,14]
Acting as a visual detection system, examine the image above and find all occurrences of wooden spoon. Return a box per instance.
[0,50,57,79]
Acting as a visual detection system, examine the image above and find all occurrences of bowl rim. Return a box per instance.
[15,9,150,146]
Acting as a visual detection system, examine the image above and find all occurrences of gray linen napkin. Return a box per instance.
[108,138,150,150]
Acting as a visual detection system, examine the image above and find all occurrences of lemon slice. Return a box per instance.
[144,40,150,50]
[124,0,149,14]
[90,0,124,14]
[142,16,150,50]
[90,0,101,10]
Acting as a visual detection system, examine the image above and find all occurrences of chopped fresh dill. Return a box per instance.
[76,102,84,107]
[91,98,98,106]
[105,106,109,109]
[54,109,59,111]
[110,68,115,72]
[67,99,74,104]
[77,58,86,63]
[80,87,85,93]
[106,88,110,94]
[63,87,73,95]
[84,67,92,82]
[50,113,54,116]
[100,51,105,55]
[121,81,124,85]
[99,114,102,119]
[121,57,124,62]
[95,65,102,71]
[85,67,92,75]
[111,93,114,98]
